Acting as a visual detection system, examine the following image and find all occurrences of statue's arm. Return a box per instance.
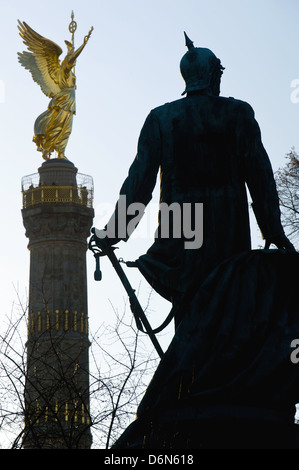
[72,40,87,62]
[68,27,93,67]
[240,105,294,249]
[104,111,161,244]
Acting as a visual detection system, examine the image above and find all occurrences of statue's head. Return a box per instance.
[180,32,224,96]
[65,40,74,54]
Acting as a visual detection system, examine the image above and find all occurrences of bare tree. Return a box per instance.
[0,295,158,449]
[89,303,158,448]
[275,149,299,249]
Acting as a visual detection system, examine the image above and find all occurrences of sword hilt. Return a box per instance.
[88,231,117,281]
[94,253,102,281]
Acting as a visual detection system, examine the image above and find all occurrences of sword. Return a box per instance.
[88,231,164,359]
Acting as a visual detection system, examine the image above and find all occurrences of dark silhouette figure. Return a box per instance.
[94,34,299,450]
[95,32,293,327]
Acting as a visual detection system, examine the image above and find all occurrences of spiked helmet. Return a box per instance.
[180,32,224,96]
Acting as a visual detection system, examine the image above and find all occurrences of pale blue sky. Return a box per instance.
[0,0,298,350]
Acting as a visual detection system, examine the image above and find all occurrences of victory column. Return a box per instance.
[19,13,94,448]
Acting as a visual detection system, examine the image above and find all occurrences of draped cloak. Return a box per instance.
[34,73,76,156]
[113,249,299,449]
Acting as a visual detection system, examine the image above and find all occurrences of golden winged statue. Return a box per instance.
[18,14,93,160]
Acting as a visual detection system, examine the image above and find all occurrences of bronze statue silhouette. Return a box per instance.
[90,33,299,450]
[93,32,294,328]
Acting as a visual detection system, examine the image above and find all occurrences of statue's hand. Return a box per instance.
[84,26,93,43]
[91,227,120,247]
[264,234,296,251]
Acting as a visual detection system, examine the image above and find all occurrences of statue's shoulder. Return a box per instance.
[149,96,255,123]
[143,99,183,126]
[219,96,255,117]
[151,98,183,114]
[153,96,254,112]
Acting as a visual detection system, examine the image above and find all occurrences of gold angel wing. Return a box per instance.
[17,20,63,98]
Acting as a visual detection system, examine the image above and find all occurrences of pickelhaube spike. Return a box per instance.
[184,31,194,51]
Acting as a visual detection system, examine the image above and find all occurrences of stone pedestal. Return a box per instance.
[21,159,94,449]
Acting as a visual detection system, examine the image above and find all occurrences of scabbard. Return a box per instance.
[106,248,164,359]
